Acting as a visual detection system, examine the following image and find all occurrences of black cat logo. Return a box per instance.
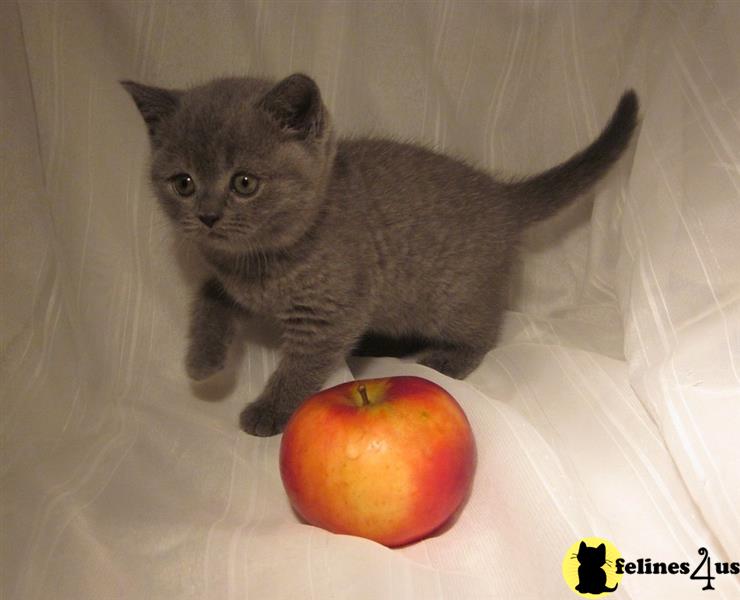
[575,541,618,594]
[562,537,622,596]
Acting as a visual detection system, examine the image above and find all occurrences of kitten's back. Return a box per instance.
[332,89,638,236]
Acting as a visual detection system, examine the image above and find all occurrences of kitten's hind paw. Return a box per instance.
[418,345,486,379]
[239,401,292,436]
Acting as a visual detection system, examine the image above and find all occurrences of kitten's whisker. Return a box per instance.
[263,250,270,275]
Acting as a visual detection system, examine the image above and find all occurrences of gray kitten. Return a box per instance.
[122,74,638,436]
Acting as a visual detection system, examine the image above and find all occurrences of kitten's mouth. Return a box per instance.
[198,229,239,250]
[188,228,230,247]
[204,230,228,240]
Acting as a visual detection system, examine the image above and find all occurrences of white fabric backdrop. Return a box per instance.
[2,1,739,598]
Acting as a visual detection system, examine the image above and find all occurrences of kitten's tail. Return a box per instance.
[509,90,639,226]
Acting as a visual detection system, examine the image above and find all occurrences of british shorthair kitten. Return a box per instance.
[122,74,638,436]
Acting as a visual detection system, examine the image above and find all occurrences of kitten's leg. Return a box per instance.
[186,279,238,381]
[419,269,510,379]
[239,351,343,436]
[417,304,504,379]
[240,313,362,436]
[418,343,489,379]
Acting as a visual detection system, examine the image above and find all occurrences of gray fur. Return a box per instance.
[122,74,638,436]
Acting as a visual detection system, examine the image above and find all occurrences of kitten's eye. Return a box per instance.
[230,172,260,198]
[170,173,195,197]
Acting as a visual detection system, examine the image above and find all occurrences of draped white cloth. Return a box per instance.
[2,1,739,598]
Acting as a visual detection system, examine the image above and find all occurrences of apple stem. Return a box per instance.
[358,384,370,406]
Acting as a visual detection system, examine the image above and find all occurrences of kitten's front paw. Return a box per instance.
[239,400,292,437]
[186,346,227,381]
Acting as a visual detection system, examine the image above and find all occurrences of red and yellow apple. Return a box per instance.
[279,376,476,547]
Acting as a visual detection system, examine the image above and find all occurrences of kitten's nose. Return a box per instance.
[198,213,221,228]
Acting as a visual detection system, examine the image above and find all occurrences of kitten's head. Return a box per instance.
[122,74,336,253]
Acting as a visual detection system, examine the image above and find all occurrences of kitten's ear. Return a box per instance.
[258,74,326,139]
[120,80,181,139]
[597,543,606,553]
[579,541,587,552]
